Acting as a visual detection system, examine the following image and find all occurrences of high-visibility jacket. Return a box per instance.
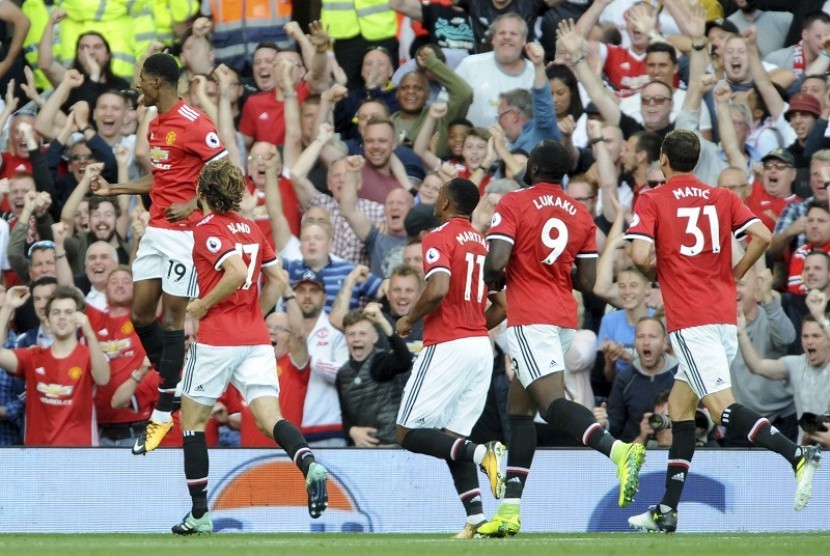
[21,0,52,89]
[209,0,291,73]
[22,0,155,83]
[152,0,200,47]
[321,0,396,42]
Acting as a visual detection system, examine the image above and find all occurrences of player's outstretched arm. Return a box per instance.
[733,221,771,281]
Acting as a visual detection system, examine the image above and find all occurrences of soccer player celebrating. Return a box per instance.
[626,130,822,533]
[479,140,646,538]
[395,177,507,539]
[172,158,327,535]
[90,53,228,455]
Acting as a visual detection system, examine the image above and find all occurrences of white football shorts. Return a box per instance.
[507,324,576,387]
[397,336,493,436]
[132,226,198,298]
[182,343,279,406]
[669,324,737,399]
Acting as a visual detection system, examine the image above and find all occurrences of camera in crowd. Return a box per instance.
[798,412,830,434]
[648,413,671,431]
[648,409,715,438]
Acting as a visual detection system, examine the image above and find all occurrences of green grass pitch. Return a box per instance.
[1,533,829,556]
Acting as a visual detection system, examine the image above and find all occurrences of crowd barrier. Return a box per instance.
[0,447,827,533]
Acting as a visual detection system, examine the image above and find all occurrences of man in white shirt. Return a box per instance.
[454,13,534,127]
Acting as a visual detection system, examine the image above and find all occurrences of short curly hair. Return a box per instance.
[198,158,244,214]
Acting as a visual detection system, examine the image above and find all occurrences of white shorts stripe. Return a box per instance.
[668,324,736,399]
[396,337,493,436]
[397,345,435,425]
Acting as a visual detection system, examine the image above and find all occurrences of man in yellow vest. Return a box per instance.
[320,0,398,90]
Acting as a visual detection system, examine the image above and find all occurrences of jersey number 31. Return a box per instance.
[677,206,720,256]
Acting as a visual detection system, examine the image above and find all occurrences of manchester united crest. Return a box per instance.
[166,131,176,145]
[68,366,84,380]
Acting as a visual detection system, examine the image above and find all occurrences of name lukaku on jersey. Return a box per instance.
[673,186,711,200]
[532,194,577,215]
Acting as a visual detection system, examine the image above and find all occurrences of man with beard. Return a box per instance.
[57,162,130,273]
[358,118,413,204]
[294,271,349,446]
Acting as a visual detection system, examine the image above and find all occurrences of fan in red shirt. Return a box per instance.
[477,140,644,538]
[787,201,830,294]
[625,129,819,533]
[745,149,801,231]
[0,285,110,446]
[89,53,227,455]
[394,177,506,538]
[87,266,161,446]
[170,158,328,535]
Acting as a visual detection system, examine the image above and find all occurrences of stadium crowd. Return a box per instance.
[0,0,830,454]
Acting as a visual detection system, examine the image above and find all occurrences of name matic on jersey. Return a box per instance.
[673,186,711,200]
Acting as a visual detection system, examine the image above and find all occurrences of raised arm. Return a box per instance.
[0,0,31,81]
[61,162,100,228]
[0,287,30,374]
[329,265,370,330]
[290,123,333,208]
[574,0,612,39]
[263,147,293,253]
[558,19,620,126]
[681,3,709,114]
[593,209,626,306]
[714,83,748,171]
[304,20,331,95]
[389,0,423,21]
[412,102,445,171]
[37,8,67,86]
[75,311,110,386]
[34,69,84,140]
[338,155,374,241]
[744,27,785,121]
[51,222,75,287]
[213,64,242,168]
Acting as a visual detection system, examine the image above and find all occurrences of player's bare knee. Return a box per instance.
[255,417,277,438]
[396,425,410,444]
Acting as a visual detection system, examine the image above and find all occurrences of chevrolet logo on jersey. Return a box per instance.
[149,146,170,162]
[36,382,74,398]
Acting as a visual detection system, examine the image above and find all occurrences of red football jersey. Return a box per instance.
[745,181,800,231]
[15,343,97,446]
[147,100,227,230]
[245,175,302,237]
[192,211,277,346]
[421,217,489,345]
[487,182,597,328]
[238,82,310,146]
[603,45,648,97]
[625,175,760,332]
[87,307,156,424]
